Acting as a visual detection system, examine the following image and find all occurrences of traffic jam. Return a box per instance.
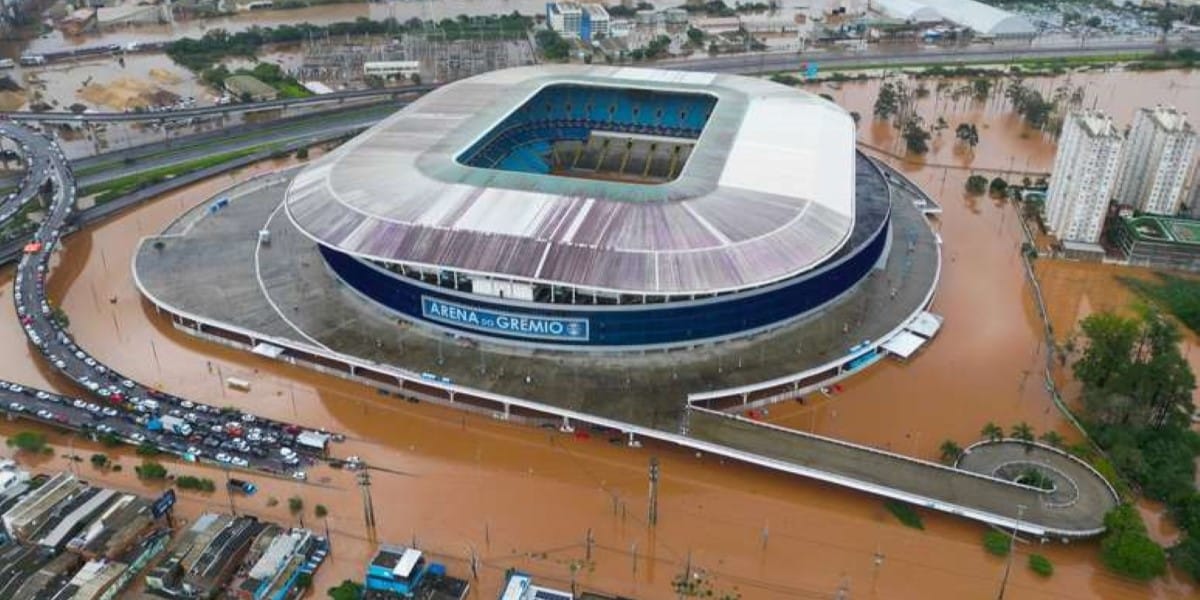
[2,120,339,479]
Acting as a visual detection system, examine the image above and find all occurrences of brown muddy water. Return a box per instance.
[0,71,1198,598]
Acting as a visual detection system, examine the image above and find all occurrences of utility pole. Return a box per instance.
[997,504,1027,600]
[357,467,377,541]
[647,457,660,526]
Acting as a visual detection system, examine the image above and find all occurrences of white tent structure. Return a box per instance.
[868,0,942,24]
[911,0,1035,37]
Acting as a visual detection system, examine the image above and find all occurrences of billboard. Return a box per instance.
[152,489,176,518]
[421,296,589,342]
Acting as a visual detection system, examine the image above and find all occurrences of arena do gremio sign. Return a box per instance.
[422,296,590,342]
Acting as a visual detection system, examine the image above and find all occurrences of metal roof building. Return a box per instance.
[910,0,1035,37]
[868,0,942,23]
[286,65,857,297]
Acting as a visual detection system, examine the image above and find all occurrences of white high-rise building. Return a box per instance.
[1113,105,1197,216]
[1046,111,1124,244]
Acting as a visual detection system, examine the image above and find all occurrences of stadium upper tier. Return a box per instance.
[285,66,858,296]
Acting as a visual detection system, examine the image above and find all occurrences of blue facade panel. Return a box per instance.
[319,214,889,348]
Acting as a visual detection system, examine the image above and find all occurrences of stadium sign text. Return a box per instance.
[421,296,590,342]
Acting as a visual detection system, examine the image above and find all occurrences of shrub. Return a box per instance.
[885,500,924,530]
[90,453,109,468]
[135,460,168,480]
[7,431,48,453]
[983,530,1011,557]
[1100,504,1167,580]
[1028,553,1054,577]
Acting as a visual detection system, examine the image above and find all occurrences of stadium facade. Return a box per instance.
[286,66,893,350]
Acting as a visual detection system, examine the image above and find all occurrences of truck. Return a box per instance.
[159,415,193,436]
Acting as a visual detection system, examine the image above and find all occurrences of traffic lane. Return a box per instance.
[9,154,309,475]
[660,40,1183,73]
[0,382,302,474]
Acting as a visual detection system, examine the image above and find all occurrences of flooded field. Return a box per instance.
[0,69,1198,597]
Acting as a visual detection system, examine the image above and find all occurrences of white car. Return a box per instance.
[231,457,249,468]
[216,453,231,463]
[279,447,295,457]
[291,471,307,481]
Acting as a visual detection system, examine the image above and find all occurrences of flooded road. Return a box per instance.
[0,69,1198,597]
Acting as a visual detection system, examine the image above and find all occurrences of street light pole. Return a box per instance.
[997,504,1027,600]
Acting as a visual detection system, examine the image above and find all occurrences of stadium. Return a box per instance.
[284,66,893,350]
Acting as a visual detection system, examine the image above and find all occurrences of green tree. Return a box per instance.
[1101,504,1167,580]
[327,580,363,600]
[1028,553,1054,577]
[989,177,1009,197]
[983,530,1010,556]
[873,81,899,120]
[981,422,1004,441]
[902,118,931,155]
[1074,310,1195,428]
[90,453,109,468]
[955,123,979,150]
[315,504,328,519]
[135,460,168,480]
[7,431,48,453]
[1038,430,1065,448]
[295,147,309,160]
[687,27,705,46]
[970,78,992,101]
[535,29,570,61]
[1011,421,1034,443]
[1170,534,1200,582]
[965,174,988,195]
[939,440,963,465]
[289,495,304,516]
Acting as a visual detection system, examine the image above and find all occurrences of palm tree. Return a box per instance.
[1011,422,1035,445]
[314,504,330,539]
[1038,431,1065,448]
[939,440,963,465]
[288,496,304,527]
[981,422,1004,442]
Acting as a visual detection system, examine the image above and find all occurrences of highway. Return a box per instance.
[0,125,54,225]
[659,39,1195,74]
[2,86,434,123]
[0,120,336,478]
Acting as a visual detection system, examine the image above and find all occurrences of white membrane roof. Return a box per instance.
[286,65,857,295]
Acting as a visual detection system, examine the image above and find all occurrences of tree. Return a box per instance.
[955,123,979,150]
[1029,553,1054,577]
[1170,534,1200,582]
[90,453,109,468]
[989,177,1009,197]
[965,174,988,195]
[535,29,570,61]
[135,460,168,480]
[1156,6,1178,46]
[1074,310,1195,428]
[873,81,900,120]
[1011,421,1034,443]
[295,147,309,160]
[327,580,363,600]
[7,431,48,453]
[315,504,328,519]
[970,78,992,101]
[1085,16,1103,29]
[939,440,963,465]
[687,27,705,46]
[1038,430,1065,448]
[902,117,931,155]
[1101,504,1167,580]
[983,530,1010,556]
[981,422,1004,441]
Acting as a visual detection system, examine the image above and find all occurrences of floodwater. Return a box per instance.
[0,70,1197,597]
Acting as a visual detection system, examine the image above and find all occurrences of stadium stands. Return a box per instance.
[457,84,715,182]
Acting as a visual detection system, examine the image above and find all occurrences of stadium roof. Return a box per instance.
[869,0,942,23]
[909,0,1035,37]
[286,65,858,295]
